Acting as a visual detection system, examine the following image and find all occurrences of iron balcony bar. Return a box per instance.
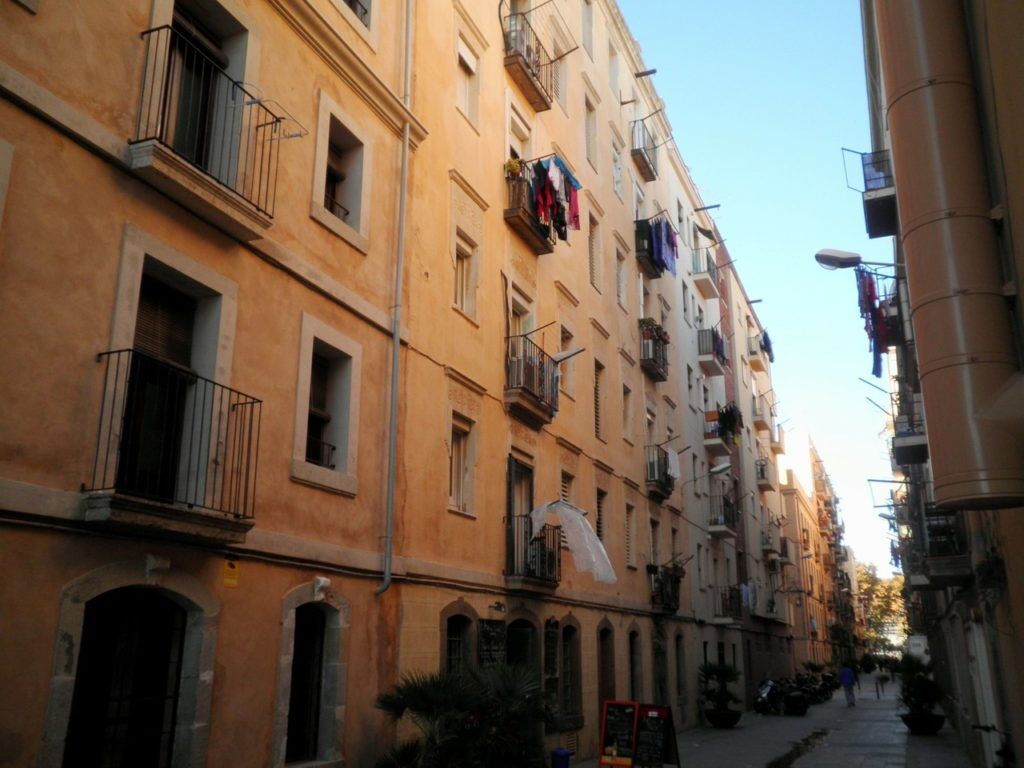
[692,246,718,284]
[506,514,561,584]
[88,349,262,519]
[133,25,283,217]
[502,12,554,104]
[861,149,894,191]
[505,334,559,411]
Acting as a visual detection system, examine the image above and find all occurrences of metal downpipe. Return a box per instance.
[378,0,414,594]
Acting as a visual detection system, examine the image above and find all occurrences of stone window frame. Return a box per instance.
[271,579,350,768]
[447,409,477,516]
[310,90,375,254]
[38,558,219,767]
[291,311,363,496]
[455,34,481,127]
[327,0,380,50]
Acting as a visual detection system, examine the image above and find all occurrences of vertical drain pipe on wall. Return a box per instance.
[378,0,414,595]
[874,0,1024,508]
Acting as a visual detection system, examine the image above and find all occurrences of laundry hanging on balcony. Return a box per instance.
[529,500,617,583]
[855,267,888,377]
[524,155,581,242]
[635,215,679,276]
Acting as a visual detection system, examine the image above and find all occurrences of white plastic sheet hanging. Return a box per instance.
[529,500,617,583]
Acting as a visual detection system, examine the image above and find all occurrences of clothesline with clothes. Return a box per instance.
[635,211,679,276]
[508,153,582,244]
[855,267,889,377]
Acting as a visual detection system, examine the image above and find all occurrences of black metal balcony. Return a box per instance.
[708,495,738,538]
[779,537,794,565]
[85,349,261,542]
[506,515,561,587]
[923,508,971,588]
[691,247,719,298]
[650,566,682,612]
[132,26,283,219]
[639,319,669,382]
[645,444,675,499]
[502,13,553,111]
[697,328,726,376]
[634,219,664,279]
[504,175,555,255]
[860,149,898,238]
[630,119,657,181]
[703,417,733,457]
[755,458,776,491]
[505,335,559,428]
[305,436,337,469]
[713,586,742,622]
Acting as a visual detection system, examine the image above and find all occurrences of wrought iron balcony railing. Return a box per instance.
[708,494,738,530]
[639,319,669,381]
[87,349,261,519]
[862,149,894,191]
[133,25,283,217]
[650,566,682,612]
[502,13,553,110]
[714,586,742,619]
[505,335,559,412]
[697,328,727,366]
[645,444,675,496]
[506,515,561,584]
[630,119,658,181]
[692,246,718,284]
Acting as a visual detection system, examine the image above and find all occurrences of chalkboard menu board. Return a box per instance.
[478,620,506,668]
[633,705,679,768]
[598,701,638,766]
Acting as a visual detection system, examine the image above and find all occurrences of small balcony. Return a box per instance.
[639,319,670,382]
[650,565,683,613]
[645,444,675,499]
[83,349,261,543]
[708,495,738,539]
[502,13,553,112]
[129,26,283,241]
[697,328,726,376]
[505,335,559,429]
[761,529,780,558]
[923,508,971,589]
[504,174,555,255]
[770,424,785,455]
[634,218,664,279]
[692,247,719,299]
[860,149,898,238]
[752,394,771,431]
[703,415,732,457]
[892,414,928,465]
[755,458,776,492]
[712,585,742,624]
[630,119,658,182]
[779,537,794,565]
[506,515,561,589]
[748,334,769,372]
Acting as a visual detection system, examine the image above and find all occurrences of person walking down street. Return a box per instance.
[839,664,856,707]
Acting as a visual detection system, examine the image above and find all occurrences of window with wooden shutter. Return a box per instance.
[134,274,196,366]
[593,361,604,438]
[595,488,606,541]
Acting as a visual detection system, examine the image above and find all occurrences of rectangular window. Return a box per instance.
[696,543,703,586]
[608,44,619,96]
[671,526,679,561]
[453,230,476,316]
[560,471,574,503]
[585,97,597,167]
[341,0,371,28]
[456,37,479,124]
[594,360,604,439]
[595,488,607,540]
[588,215,601,289]
[449,417,471,512]
[615,249,627,306]
[696,305,705,329]
[612,143,623,198]
[625,503,636,567]
[622,384,632,439]
[560,326,575,396]
[581,0,593,56]
[304,341,353,477]
[682,284,691,322]
[649,517,660,567]
[323,116,364,227]
[686,365,694,405]
[552,42,567,108]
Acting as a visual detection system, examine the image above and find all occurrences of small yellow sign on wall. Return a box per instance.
[223,559,240,588]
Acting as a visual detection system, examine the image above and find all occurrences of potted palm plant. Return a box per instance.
[898,654,945,735]
[698,662,742,728]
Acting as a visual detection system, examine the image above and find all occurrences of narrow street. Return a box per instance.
[579,674,970,768]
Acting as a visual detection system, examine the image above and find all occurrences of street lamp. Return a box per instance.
[814,248,895,271]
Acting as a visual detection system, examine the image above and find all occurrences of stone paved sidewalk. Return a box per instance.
[574,673,971,768]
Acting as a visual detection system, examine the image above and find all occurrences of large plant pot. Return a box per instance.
[704,709,742,729]
[900,712,946,735]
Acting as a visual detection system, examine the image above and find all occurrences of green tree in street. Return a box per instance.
[856,564,907,651]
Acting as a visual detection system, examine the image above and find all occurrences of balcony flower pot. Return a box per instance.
[898,653,944,735]
[699,662,742,729]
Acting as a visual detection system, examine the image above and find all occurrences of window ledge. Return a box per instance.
[447,505,476,519]
[291,459,358,497]
[452,305,480,327]
[310,203,370,254]
[622,437,634,447]
[560,389,576,402]
[456,107,481,135]
[128,140,272,241]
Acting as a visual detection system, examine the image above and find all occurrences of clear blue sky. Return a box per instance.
[617,0,898,572]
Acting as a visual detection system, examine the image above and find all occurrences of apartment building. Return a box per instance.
[0,0,793,764]
[845,2,1024,765]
